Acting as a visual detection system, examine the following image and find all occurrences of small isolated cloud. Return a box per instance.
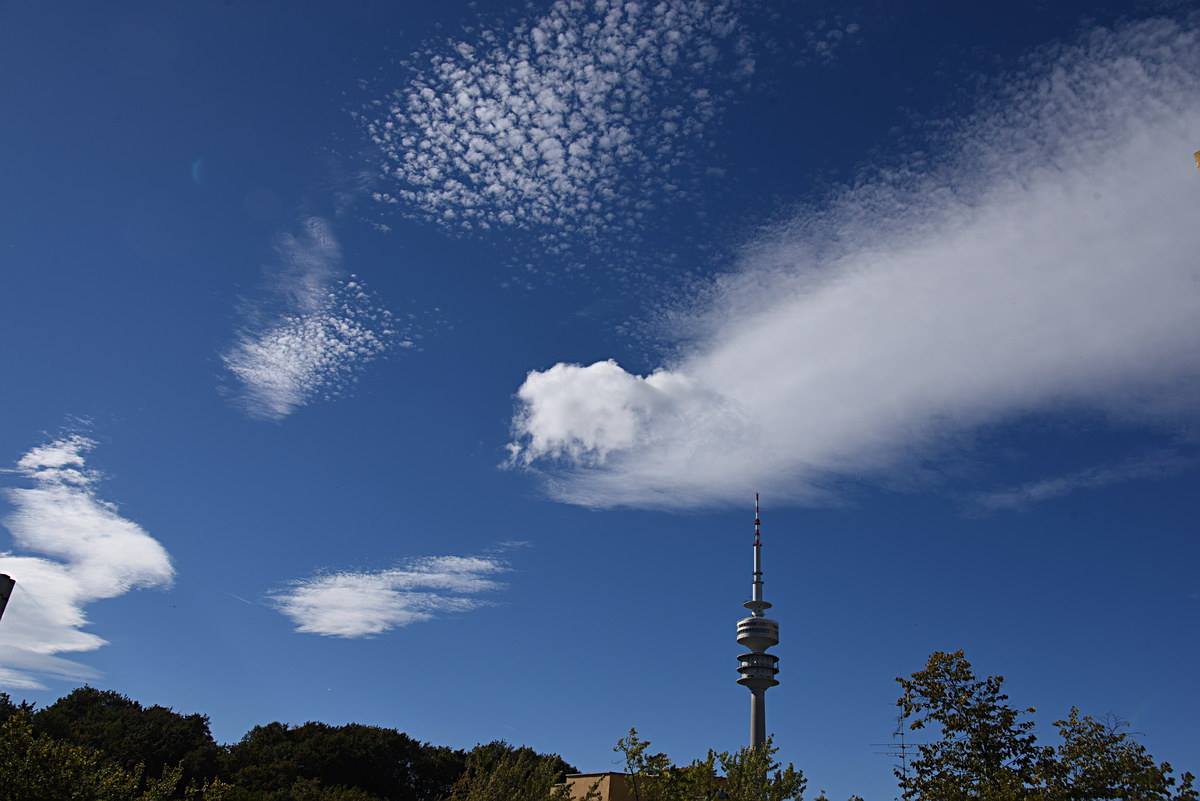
[0,435,174,689]
[973,450,1196,512]
[508,19,1200,508]
[270,555,508,638]
[362,0,750,239]
[223,217,399,420]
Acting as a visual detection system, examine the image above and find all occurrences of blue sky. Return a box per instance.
[1,1,1198,798]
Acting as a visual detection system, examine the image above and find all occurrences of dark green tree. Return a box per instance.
[34,686,221,787]
[0,691,35,725]
[443,741,584,801]
[897,650,1041,800]
[221,721,464,801]
[263,776,383,801]
[0,710,140,801]
[0,711,228,801]
[713,736,806,801]
[614,728,677,801]
[1038,708,1197,801]
[897,650,1197,801]
[613,728,805,801]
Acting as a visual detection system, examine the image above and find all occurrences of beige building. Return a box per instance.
[561,772,636,801]
[561,772,726,800]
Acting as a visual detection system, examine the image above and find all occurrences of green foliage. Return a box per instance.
[898,649,1041,800]
[615,728,678,801]
[34,686,221,787]
[0,710,140,801]
[444,741,582,801]
[138,764,233,801]
[0,688,582,801]
[0,711,227,801]
[613,728,804,801]
[236,776,383,801]
[897,650,1197,801]
[465,740,577,784]
[1039,708,1197,801]
[713,736,806,801]
[0,691,35,725]
[221,720,464,801]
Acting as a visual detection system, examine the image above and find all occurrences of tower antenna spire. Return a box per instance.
[752,492,763,607]
[737,492,780,749]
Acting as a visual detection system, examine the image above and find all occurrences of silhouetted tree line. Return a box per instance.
[0,689,563,801]
[0,651,1194,800]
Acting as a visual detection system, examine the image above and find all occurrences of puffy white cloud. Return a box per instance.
[508,19,1200,508]
[223,217,399,420]
[508,360,725,465]
[362,0,750,239]
[270,555,508,638]
[0,435,174,689]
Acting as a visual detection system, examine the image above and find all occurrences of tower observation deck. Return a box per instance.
[736,493,779,749]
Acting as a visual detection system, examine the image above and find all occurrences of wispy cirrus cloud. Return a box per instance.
[362,0,751,240]
[222,217,401,421]
[270,554,509,638]
[973,450,1197,513]
[507,18,1200,508]
[0,435,174,689]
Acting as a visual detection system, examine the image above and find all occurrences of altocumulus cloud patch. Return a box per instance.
[223,217,403,421]
[361,0,752,240]
[224,278,398,420]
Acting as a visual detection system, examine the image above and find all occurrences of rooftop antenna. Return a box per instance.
[736,493,780,749]
[872,709,919,800]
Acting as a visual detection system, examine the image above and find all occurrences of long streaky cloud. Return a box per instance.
[973,450,1196,512]
[508,18,1200,508]
[0,435,174,689]
[270,555,508,638]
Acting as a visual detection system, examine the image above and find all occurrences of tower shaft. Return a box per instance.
[750,689,766,748]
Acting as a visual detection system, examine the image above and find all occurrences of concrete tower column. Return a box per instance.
[750,689,766,748]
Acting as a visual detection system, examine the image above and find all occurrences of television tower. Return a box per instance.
[736,493,780,749]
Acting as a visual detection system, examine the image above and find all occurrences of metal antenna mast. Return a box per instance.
[872,711,918,800]
[736,493,780,749]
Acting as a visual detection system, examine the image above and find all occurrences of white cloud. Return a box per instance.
[270,555,508,638]
[508,19,1200,508]
[0,435,174,689]
[362,0,750,239]
[794,16,864,65]
[973,450,1196,512]
[223,217,398,420]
